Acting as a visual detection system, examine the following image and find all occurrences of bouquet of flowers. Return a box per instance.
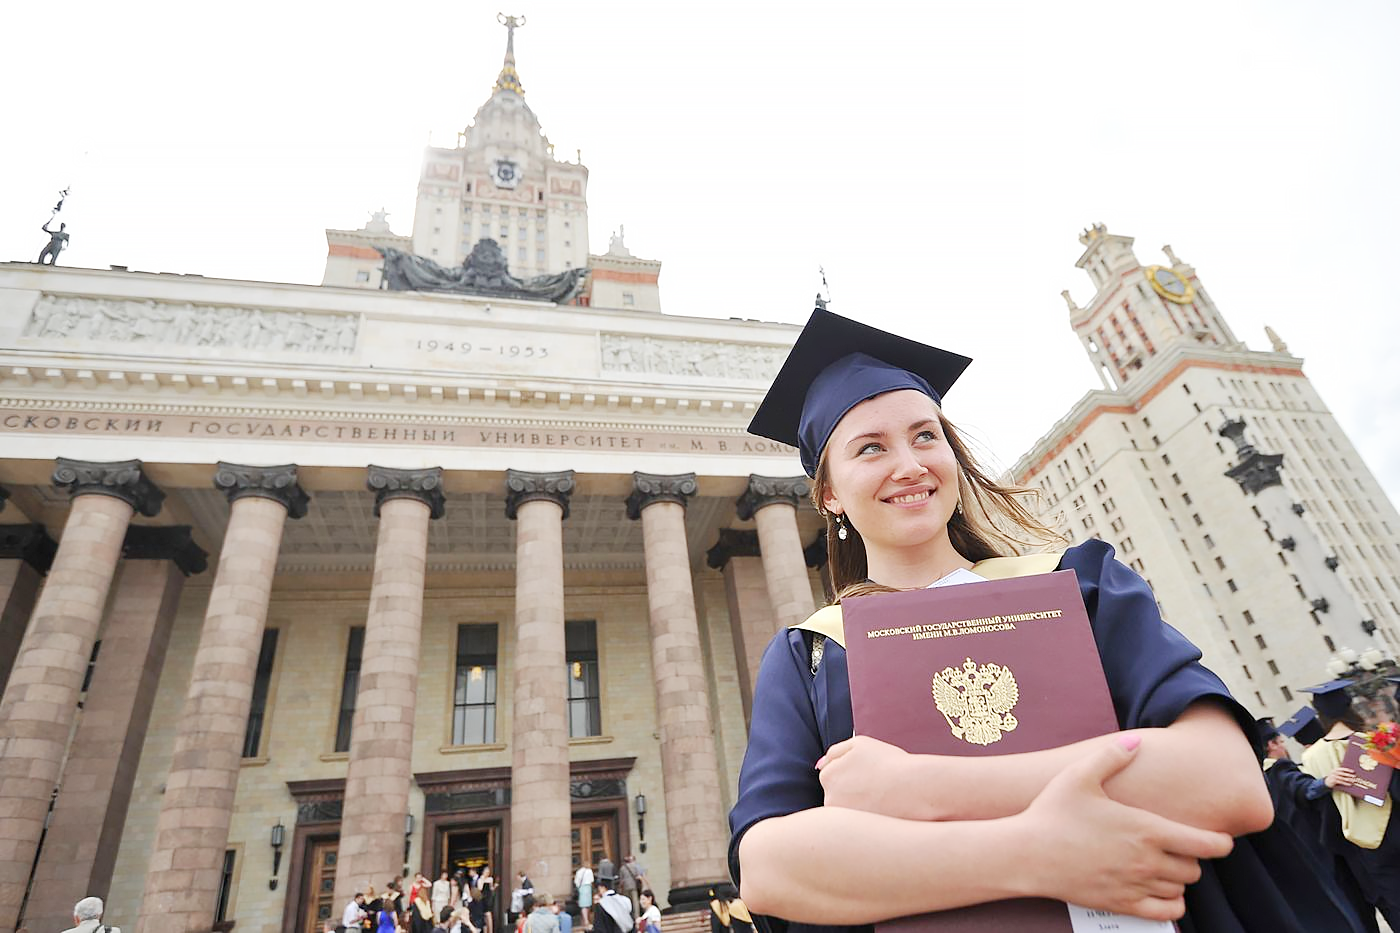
[1363,721,1400,768]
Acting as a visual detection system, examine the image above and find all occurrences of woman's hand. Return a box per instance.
[1013,736,1234,922]
[1324,766,1358,789]
[816,736,937,820]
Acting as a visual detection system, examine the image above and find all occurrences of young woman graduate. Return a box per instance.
[727,308,1344,933]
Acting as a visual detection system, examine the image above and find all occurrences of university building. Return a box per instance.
[1014,224,1400,720]
[0,21,823,933]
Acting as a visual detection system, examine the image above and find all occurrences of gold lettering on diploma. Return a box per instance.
[865,607,1064,641]
[932,658,1020,746]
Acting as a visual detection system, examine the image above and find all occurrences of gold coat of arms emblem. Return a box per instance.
[932,657,1020,746]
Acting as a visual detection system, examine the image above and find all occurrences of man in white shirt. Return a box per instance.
[61,896,119,933]
[341,891,367,931]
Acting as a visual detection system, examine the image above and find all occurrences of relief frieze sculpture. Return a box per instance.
[600,333,782,382]
[22,295,359,355]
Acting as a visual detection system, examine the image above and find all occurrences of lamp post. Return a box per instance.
[270,820,286,891]
[404,812,415,876]
[634,792,647,854]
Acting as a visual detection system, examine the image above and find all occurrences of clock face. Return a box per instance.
[492,159,521,189]
[1147,265,1196,304]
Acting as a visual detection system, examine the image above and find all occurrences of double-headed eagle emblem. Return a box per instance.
[931,657,1020,746]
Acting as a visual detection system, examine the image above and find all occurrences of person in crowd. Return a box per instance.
[618,855,646,919]
[550,896,573,933]
[525,891,561,933]
[728,308,1331,932]
[61,896,120,933]
[410,875,436,933]
[638,891,661,933]
[591,874,633,933]
[341,891,368,933]
[434,871,454,922]
[378,878,404,933]
[363,884,381,932]
[573,861,594,928]
[466,887,491,933]
[509,871,535,927]
[596,857,615,892]
[1301,680,1400,930]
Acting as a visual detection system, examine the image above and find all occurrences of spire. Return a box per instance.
[494,13,526,95]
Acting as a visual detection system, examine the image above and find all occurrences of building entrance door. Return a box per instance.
[571,815,616,873]
[440,823,499,877]
[302,839,340,933]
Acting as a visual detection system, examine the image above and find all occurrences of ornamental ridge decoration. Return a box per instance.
[736,474,810,520]
[504,468,576,520]
[367,465,446,520]
[213,462,310,519]
[53,457,165,516]
[23,295,359,355]
[601,334,784,382]
[625,471,697,520]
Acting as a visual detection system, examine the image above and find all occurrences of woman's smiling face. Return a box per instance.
[820,389,961,557]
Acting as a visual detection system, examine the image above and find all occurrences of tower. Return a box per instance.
[1017,227,1400,717]
[411,15,589,278]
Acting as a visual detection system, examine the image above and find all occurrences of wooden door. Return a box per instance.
[303,839,340,933]
[570,816,615,872]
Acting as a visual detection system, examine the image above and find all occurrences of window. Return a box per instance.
[566,619,602,737]
[1204,534,1214,548]
[518,246,527,261]
[1226,578,1237,592]
[242,629,279,758]
[1281,685,1293,701]
[537,249,546,263]
[215,850,236,923]
[453,624,499,745]
[355,270,371,283]
[1243,610,1255,625]
[622,292,635,306]
[334,627,365,753]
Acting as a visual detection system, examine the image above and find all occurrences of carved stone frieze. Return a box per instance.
[52,458,165,517]
[367,465,446,520]
[600,334,781,382]
[213,462,310,518]
[0,524,58,574]
[625,471,697,519]
[23,294,358,355]
[504,468,575,520]
[1224,453,1284,496]
[121,525,209,576]
[736,474,810,520]
[706,528,761,570]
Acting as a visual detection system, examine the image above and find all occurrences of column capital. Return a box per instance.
[705,528,761,570]
[53,458,165,517]
[626,472,696,520]
[213,462,310,518]
[505,468,575,520]
[367,465,446,519]
[804,529,829,569]
[122,525,209,576]
[0,524,58,574]
[735,474,809,521]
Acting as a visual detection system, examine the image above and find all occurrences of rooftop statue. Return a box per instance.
[375,239,588,303]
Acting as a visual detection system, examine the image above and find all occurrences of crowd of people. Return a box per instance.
[331,856,654,933]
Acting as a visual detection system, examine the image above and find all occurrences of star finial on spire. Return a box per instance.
[494,13,527,95]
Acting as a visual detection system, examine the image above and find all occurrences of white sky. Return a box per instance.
[3,1,1398,505]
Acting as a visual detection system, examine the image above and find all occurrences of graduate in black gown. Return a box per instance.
[726,308,1348,933]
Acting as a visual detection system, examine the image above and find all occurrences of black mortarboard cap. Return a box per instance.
[1254,716,1279,744]
[1302,679,1355,719]
[747,308,972,477]
[1278,706,1324,745]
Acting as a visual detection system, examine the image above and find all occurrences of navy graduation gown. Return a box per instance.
[728,540,1364,933]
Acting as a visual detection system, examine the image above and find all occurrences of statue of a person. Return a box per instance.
[38,221,69,265]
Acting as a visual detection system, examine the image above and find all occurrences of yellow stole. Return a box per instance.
[1301,734,1392,849]
[791,552,1064,649]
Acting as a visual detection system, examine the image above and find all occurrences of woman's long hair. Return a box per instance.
[812,410,1062,601]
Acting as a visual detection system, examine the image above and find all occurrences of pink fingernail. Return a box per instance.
[815,756,827,769]
[1118,735,1141,751]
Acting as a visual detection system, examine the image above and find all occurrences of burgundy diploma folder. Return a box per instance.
[842,569,1169,933]
[1340,734,1393,807]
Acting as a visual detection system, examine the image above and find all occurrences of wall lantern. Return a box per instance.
[635,793,648,854]
[269,820,286,891]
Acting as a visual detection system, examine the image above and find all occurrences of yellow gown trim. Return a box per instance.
[792,552,1064,649]
[1301,734,1391,849]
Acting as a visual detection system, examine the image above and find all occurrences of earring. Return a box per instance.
[954,501,963,517]
[835,514,848,541]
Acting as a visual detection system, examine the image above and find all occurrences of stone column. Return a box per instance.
[0,524,57,697]
[504,469,574,896]
[705,530,776,724]
[136,464,307,933]
[25,528,206,933]
[334,466,444,904]
[626,473,729,909]
[736,475,817,631]
[0,459,163,933]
